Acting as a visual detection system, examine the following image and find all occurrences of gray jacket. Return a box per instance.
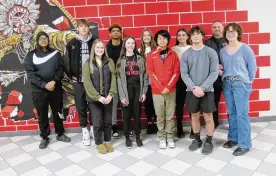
[117,54,149,107]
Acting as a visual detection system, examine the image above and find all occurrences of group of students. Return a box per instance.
[24,19,257,156]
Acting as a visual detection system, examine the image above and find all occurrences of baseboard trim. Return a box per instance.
[0,116,275,137]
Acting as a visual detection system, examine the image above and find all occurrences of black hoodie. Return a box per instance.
[106,39,123,65]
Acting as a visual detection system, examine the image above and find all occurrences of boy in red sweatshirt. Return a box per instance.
[146,30,180,149]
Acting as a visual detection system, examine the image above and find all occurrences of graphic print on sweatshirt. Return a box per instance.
[125,55,140,85]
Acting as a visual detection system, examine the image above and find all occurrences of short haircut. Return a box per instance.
[223,23,243,43]
[77,19,89,27]
[108,24,122,32]
[212,20,223,24]
[189,26,206,37]
[154,29,171,45]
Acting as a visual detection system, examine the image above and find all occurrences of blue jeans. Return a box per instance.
[223,79,252,149]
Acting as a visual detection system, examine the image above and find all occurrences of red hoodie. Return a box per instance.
[146,47,180,94]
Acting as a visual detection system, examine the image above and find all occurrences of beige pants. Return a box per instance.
[153,92,176,139]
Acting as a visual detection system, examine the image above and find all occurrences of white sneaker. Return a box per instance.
[159,139,167,149]
[167,139,176,148]
[82,128,91,146]
[89,126,94,139]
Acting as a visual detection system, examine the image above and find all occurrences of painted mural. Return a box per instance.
[0,0,98,127]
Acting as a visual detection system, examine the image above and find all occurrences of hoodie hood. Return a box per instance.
[75,32,93,42]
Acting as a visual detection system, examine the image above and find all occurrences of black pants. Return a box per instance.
[72,83,89,128]
[175,79,187,127]
[32,88,65,139]
[123,85,142,137]
[89,101,112,145]
[213,86,222,126]
[145,85,156,122]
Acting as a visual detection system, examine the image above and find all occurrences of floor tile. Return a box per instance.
[261,128,276,137]
[90,162,121,176]
[45,157,74,173]
[55,164,86,176]
[21,141,41,152]
[21,166,53,176]
[0,143,19,154]
[143,140,160,151]
[174,138,191,149]
[36,151,63,165]
[265,123,276,130]
[49,141,72,150]
[0,160,10,171]
[209,149,236,162]
[252,140,274,152]
[0,147,25,159]
[74,141,91,149]
[252,171,269,176]
[6,153,33,166]
[113,170,135,176]
[257,162,276,176]
[0,168,18,176]
[109,154,139,169]
[77,156,106,171]
[251,122,269,128]
[270,145,276,154]
[13,159,41,175]
[246,148,269,160]
[219,163,253,176]
[175,150,205,164]
[251,126,265,133]
[147,168,178,176]
[66,150,92,163]
[230,155,262,170]
[264,153,276,165]
[255,134,276,144]
[0,137,8,141]
[127,147,154,159]
[157,147,184,157]
[79,172,95,176]
[182,165,216,176]
[56,145,81,156]
[15,137,37,147]
[9,136,31,142]
[114,142,135,153]
[161,158,192,175]
[125,161,156,176]
[28,147,54,158]
[96,150,123,161]
[196,157,227,173]
[213,131,228,140]
[0,138,12,146]
[142,152,171,167]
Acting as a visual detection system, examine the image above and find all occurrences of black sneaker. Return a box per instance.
[56,134,71,142]
[112,125,120,139]
[147,123,153,134]
[223,141,238,148]
[202,142,214,155]
[130,130,134,137]
[233,148,249,156]
[189,140,202,151]
[126,138,132,149]
[39,138,50,149]
[136,139,143,147]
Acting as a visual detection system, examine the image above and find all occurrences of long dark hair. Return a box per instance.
[175,28,190,46]
[140,28,156,58]
[116,36,140,73]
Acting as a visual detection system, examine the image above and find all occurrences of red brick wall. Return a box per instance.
[0,0,271,132]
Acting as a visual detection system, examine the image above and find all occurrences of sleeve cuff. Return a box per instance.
[40,82,47,89]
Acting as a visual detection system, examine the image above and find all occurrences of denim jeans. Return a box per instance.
[223,79,252,149]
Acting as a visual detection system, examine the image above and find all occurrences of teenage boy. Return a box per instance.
[24,31,71,149]
[181,26,219,155]
[64,19,95,146]
[205,20,226,129]
[146,30,180,149]
[106,24,123,139]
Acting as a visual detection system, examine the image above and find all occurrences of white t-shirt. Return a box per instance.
[138,47,151,56]
[172,45,191,60]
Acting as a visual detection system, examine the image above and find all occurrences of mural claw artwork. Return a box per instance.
[0,0,99,130]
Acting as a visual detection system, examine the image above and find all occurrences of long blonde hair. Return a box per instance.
[140,29,156,58]
[89,39,109,73]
